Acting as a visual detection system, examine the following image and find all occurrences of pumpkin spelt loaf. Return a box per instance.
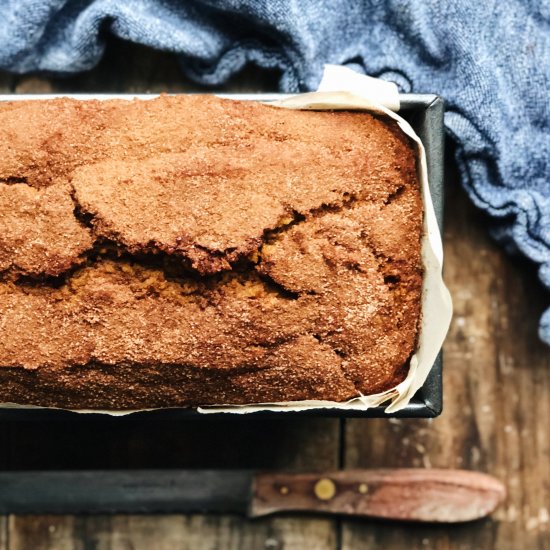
[0,95,422,409]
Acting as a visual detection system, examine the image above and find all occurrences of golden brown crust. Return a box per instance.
[0,95,422,409]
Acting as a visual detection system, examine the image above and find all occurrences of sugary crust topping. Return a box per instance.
[0,95,422,407]
[0,183,92,277]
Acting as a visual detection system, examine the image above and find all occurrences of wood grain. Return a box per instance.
[341,173,550,549]
[0,517,6,550]
[251,469,504,522]
[0,73,13,93]
[7,515,336,550]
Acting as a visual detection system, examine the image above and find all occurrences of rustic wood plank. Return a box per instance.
[109,516,335,550]
[7,516,77,550]
[341,172,550,549]
[0,72,14,93]
[12,77,55,94]
[8,515,335,550]
[0,517,7,550]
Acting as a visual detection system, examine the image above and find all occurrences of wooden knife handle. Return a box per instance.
[250,469,505,523]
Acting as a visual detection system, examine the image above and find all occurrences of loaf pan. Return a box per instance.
[0,93,445,420]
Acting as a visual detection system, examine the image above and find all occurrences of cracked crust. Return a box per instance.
[0,95,422,409]
[0,182,92,277]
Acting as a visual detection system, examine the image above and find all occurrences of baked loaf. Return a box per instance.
[0,95,422,409]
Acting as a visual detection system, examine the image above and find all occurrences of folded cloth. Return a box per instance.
[1,0,549,342]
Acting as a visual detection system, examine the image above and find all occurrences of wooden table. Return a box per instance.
[1,40,549,550]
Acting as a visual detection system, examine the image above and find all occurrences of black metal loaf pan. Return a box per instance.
[0,93,445,420]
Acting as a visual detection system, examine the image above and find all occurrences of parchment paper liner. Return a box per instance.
[0,82,453,415]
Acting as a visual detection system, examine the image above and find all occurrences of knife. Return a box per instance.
[0,468,505,521]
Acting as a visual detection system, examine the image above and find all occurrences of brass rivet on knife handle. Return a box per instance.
[314,478,336,501]
[279,485,289,495]
[249,469,506,522]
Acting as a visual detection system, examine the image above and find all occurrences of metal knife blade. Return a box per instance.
[0,470,253,515]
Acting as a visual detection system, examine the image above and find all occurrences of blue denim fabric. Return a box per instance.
[1,0,549,342]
